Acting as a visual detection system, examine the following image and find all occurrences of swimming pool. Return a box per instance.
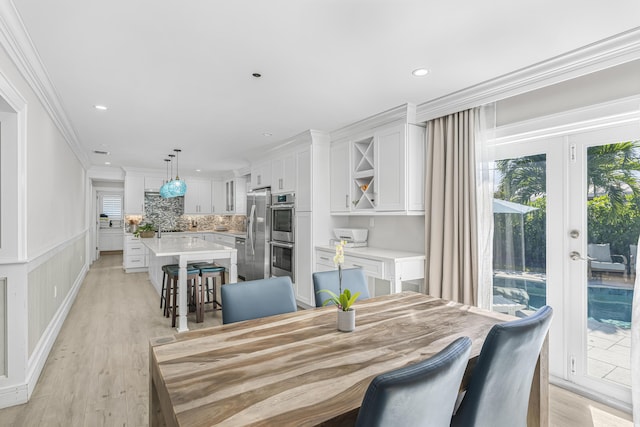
[493,274,633,329]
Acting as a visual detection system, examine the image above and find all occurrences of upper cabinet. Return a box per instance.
[250,161,272,190]
[329,140,350,213]
[184,178,213,214]
[124,174,145,214]
[272,153,296,194]
[330,123,425,215]
[223,176,247,214]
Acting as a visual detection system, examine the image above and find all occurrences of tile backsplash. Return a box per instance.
[124,193,246,232]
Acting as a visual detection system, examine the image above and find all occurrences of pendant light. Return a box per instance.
[160,158,172,198]
[167,148,187,197]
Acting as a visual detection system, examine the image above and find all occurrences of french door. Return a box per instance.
[490,117,640,408]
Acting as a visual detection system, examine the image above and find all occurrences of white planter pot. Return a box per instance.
[337,308,356,332]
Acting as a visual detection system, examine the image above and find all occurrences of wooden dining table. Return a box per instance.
[149,291,548,427]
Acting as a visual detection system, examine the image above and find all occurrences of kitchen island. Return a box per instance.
[142,236,237,332]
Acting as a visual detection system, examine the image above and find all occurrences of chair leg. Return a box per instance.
[171,277,178,328]
[160,271,166,309]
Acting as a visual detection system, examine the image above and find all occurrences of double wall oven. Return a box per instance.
[270,192,295,282]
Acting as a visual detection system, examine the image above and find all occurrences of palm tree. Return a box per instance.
[588,141,640,212]
[496,142,640,215]
[495,154,546,204]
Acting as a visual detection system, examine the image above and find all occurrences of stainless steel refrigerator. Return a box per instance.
[245,188,271,281]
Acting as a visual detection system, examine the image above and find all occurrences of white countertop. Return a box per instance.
[142,236,236,256]
[316,245,425,262]
[125,230,246,238]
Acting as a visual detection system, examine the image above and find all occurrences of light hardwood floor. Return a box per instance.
[0,253,634,426]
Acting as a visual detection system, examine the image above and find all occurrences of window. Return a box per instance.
[101,194,122,219]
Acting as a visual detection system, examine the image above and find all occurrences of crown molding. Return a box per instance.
[330,103,416,142]
[0,2,90,169]
[416,27,640,122]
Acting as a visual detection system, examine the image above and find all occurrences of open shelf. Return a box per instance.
[351,137,376,211]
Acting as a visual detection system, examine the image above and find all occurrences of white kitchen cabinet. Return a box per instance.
[124,174,145,214]
[224,177,247,214]
[375,126,405,211]
[123,235,149,272]
[315,246,425,296]
[250,161,271,189]
[212,179,224,214]
[329,140,350,213]
[295,211,313,306]
[184,178,212,214]
[271,153,296,194]
[99,229,123,251]
[295,148,312,211]
[330,123,425,215]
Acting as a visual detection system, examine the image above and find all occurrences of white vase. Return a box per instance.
[337,308,356,332]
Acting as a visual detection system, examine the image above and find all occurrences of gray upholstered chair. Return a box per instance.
[221,276,296,324]
[312,268,370,308]
[355,336,472,427]
[451,306,553,427]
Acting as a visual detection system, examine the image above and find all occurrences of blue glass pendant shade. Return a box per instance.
[159,182,171,198]
[169,179,187,197]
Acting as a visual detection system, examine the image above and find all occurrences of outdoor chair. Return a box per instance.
[587,243,627,279]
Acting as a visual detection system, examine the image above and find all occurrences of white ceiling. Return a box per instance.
[10,0,640,175]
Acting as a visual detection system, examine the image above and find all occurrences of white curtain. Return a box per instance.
[633,233,640,425]
[475,104,496,310]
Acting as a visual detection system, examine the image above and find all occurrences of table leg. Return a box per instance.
[177,257,189,332]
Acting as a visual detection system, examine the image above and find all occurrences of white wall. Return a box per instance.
[496,59,640,126]
[0,31,88,408]
[346,216,425,254]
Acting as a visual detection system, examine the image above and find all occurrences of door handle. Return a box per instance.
[570,251,592,261]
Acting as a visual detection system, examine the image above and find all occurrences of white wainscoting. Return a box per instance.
[0,277,5,378]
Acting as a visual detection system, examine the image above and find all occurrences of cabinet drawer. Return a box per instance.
[316,251,334,268]
[125,255,147,268]
[344,255,383,278]
[126,243,146,254]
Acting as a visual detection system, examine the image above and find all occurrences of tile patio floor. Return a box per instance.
[588,318,631,387]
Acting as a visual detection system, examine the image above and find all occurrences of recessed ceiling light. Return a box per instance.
[252,73,262,78]
[104,161,111,165]
[195,169,201,172]
[412,68,430,77]
[263,132,272,137]
[94,105,108,110]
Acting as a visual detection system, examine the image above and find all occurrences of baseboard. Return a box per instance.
[0,383,28,409]
[550,376,632,414]
[24,264,88,400]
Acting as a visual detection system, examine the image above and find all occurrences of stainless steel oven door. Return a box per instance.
[270,241,294,282]
[271,205,294,243]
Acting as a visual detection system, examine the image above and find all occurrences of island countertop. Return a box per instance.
[141,235,235,257]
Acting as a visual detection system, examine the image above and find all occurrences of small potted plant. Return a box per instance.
[134,223,156,238]
[317,240,361,332]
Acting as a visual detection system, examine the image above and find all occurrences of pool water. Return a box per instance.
[493,275,634,329]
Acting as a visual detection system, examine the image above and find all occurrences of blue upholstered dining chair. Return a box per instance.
[312,268,370,308]
[355,336,472,427]
[451,305,553,427]
[221,276,297,324]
